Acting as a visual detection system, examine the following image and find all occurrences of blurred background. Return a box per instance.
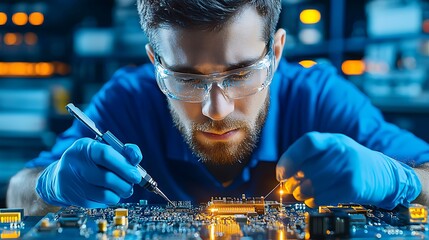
[1,0,429,208]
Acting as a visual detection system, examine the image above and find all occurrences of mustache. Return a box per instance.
[192,117,247,132]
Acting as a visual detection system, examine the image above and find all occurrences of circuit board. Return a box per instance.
[1,195,428,239]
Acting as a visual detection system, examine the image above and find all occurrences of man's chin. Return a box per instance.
[193,143,240,165]
[191,134,257,165]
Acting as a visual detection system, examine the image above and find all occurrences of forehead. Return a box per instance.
[156,6,267,72]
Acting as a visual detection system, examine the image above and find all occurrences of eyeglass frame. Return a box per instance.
[153,38,275,103]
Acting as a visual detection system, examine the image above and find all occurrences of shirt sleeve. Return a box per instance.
[314,65,429,166]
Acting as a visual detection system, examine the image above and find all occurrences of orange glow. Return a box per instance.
[0,62,69,77]
[0,63,7,74]
[209,224,215,240]
[342,60,365,75]
[4,33,22,45]
[9,62,28,76]
[29,12,44,26]
[35,62,54,76]
[0,12,7,25]
[300,9,321,24]
[12,12,28,26]
[278,229,284,240]
[24,32,38,45]
[299,60,317,68]
[25,62,35,74]
[279,189,284,195]
[4,33,18,45]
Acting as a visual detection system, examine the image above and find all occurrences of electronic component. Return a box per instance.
[305,212,350,239]
[113,216,126,226]
[0,209,23,223]
[35,214,59,232]
[0,230,21,239]
[58,212,85,228]
[96,219,107,233]
[207,195,265,215]
[114,208,129,226]
[409,203,428,224]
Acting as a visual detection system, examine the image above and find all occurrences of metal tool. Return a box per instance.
[66,103,175,207]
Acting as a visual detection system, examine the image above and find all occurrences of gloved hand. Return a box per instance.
[276,132,421,210]
[36,138,142,208]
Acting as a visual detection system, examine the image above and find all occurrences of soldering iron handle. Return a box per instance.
[102,131,125,154]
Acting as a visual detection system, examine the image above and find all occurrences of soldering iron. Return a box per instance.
[66,103,175,207]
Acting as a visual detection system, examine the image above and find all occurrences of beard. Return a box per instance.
[169,95,270,165]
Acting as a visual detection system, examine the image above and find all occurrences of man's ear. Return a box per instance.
[145,44,155,64]
[273,28,286,70]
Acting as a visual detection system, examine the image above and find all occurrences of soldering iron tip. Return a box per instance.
[154,187,176,208]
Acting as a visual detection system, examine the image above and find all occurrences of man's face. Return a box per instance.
[155,7,271,165]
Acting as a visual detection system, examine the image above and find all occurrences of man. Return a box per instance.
[7,0,429,216]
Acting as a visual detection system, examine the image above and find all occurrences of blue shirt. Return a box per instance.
[26,59,429,204]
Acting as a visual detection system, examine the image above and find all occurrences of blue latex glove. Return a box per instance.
[36,138,142,208]
[276,132,421,210]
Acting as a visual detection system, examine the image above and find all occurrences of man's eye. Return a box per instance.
[230,71,252,81]
[176,78,201,84]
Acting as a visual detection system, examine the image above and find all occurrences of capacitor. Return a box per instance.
[97,219,107,233]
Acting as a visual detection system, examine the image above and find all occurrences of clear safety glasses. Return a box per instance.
[154,40,275,103]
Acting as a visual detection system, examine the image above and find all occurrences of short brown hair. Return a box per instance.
[137,0,281,53]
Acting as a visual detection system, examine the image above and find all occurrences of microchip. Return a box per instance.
[234,214,247,223]
[207,196,265,215]
[305,212,350,239]
[58,217,82,227]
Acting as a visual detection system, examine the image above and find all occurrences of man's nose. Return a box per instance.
[202,83,234,121]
